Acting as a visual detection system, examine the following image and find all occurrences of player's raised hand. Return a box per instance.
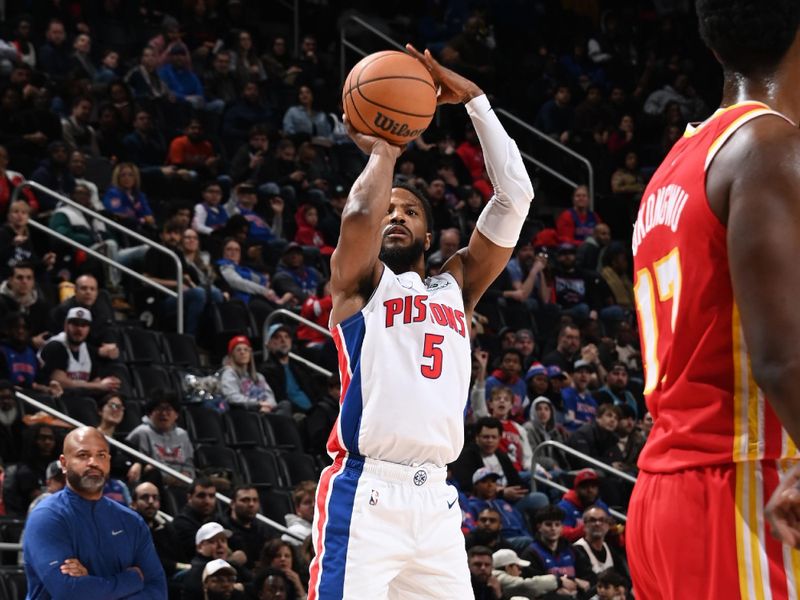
[766,462,800,548]
[342,114,402,158]
[405,43,483,105]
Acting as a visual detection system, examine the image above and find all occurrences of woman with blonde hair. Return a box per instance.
[220,335,290,414]
[102,162,155,231]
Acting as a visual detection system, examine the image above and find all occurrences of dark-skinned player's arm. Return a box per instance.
[721,117,800,547]
[406,44,534,315]
[329,122,402,327]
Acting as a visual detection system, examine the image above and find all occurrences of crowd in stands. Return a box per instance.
[0,1,720,598]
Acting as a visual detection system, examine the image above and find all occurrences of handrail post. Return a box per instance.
[12,181,184,334]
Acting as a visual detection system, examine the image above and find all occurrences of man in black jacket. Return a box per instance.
[172,477,219,562]
[220,485,278,569]
[450,417,527,502]
[259,323,322,414]
[566,404,624,470]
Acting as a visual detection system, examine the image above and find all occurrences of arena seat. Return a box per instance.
[261,413,304,452]
[238,448,284,489]
[184,405,226,446]
[225,409,268,448]
[277,452,318,487]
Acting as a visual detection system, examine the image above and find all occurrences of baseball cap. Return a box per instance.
[66,307,92,324]
[168,43,188,56]
[267,323,290,341]
[493,548,531,569]
[195,522,232,546]
[557,242,577,254]
[283,242,303,255]
[227,335,251,355]
[472,467,502,485]
[525,363,547,381]
[573,359,594,372]
[202,558,236,582]
[259,182,279,197]
[574,468,599,487]
[546,365,567,379]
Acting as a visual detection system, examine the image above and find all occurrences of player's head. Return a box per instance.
[380,182,434,273]
[696,0,800,78]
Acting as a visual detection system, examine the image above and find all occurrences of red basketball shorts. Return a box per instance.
[627,461,800,599]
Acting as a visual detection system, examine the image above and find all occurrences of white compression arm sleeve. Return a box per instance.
[466,94,534,248]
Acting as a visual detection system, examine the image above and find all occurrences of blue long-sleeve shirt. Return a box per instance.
[23,487,167,599]
[157,64,203,100]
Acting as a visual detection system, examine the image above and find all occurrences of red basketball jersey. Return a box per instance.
[632,101,799,472]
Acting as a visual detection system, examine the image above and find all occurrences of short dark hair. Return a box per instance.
[467,545,493,559]
[188,477,216,495]
[231,484,258,501]
[162,218,184,234]
[392,181,434,234]
[533,504,566,526]
[249,124,269,139]
[11,261,35,275]
[475,416,502,436]
[597,568,628,589]
[597,403,622,418]
[696,0,800,77]
[500,348,525,365]
[252,569,294,599]
[72,95,92,109]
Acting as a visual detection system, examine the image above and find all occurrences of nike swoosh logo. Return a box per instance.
[111,530,124,536]
[447,498,458,509]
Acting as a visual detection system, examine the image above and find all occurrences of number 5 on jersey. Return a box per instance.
[421,333,444,379]
[634,248,682,394]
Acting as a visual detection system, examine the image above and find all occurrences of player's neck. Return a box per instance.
[720,63,800,124]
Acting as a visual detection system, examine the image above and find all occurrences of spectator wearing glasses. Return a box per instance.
[131,482,189,583]
[573,506,628,588]
[125,389,195,486]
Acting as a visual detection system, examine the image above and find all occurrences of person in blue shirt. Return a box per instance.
[23,426,167,599]
[561,359,598,432]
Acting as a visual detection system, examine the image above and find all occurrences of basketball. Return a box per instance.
[342,50,437,145]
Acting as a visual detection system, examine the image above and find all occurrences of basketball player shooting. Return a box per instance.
[627,1,800,598]
[307,45,533,599]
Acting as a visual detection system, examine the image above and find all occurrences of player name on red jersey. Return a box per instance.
[631,183,689,256]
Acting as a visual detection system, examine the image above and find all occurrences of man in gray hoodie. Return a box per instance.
[125,388,195,482]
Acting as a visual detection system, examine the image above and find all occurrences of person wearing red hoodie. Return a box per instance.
[293,203,334,256]
[556,469,611,542]
[297,279,332,348]
[484,348,528,423]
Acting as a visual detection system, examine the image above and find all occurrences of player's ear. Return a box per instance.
[424,231,432,252]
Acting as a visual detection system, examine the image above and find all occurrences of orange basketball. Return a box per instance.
[342,50,437,145]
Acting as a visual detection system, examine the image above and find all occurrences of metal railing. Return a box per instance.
[338,15,595,208]
[532,440,637,484]
[531,439,636,522]
[263,309,333,378]
[495,108,594,207]
[15,391,303,541]
[12,181,185,333]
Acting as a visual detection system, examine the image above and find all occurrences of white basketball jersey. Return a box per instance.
[329,265,471,467]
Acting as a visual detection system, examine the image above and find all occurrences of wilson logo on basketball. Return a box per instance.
[373,112,425,139]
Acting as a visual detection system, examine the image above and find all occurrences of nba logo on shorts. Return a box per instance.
[369,490,379,506]
[413,470,428,486]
